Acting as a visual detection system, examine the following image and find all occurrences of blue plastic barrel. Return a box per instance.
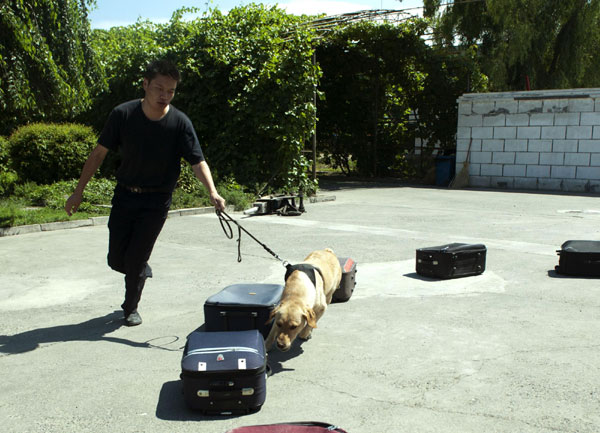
[435,155,456,186]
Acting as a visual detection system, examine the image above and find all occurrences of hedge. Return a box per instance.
[8,123,97,185]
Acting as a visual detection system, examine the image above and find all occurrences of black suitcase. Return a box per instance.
[332,257,357,303]
[416,243,486,279]
[181,329,267,414]
[204,283,284,339]
[555,240,600,276]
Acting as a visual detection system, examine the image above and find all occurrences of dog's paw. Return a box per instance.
[298,329,313,341]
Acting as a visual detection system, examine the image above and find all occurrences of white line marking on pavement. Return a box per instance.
[197,214,557,256]
[349,260,505,298]
[557,209,600,215]
[259,259,505,299]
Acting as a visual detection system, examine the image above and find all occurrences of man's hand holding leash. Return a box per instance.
[210,190,226,212]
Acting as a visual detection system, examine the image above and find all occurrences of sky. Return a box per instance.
[89,0,425,29]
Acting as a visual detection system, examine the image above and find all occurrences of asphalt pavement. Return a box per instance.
[1,180,600,433]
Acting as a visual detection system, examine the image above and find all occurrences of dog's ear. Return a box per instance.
[304,308,317,328]
[267,306,280,324]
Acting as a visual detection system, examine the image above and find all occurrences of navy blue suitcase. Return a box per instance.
[204,283,284,338]
[181,330,267,414]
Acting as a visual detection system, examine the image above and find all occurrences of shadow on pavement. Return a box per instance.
[266,339,305,376]
[547,269,600,279]
[156,380,249,421]
[0,310,150,354]
[403,272,439,282]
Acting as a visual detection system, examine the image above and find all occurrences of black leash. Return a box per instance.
[216,209,288,266]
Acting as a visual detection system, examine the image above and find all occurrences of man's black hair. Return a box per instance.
[144,59,181,83]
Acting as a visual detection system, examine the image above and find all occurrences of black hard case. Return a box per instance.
[181,330,267,414]
[204,283,284,338]
[555,240,600,276]
[416,243,486,279]
[332,257,357,303]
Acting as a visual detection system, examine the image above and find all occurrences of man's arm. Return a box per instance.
[64,144,109,216]
[191,160,226,211]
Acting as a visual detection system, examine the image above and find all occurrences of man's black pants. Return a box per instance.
[107,203,168,315]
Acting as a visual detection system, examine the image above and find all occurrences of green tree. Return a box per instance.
[423,0,600,90]
[172,6,320,193]
[316,19,485,176]
[86,20,164,132]
[0,0,104,135]
[87,5,320,193]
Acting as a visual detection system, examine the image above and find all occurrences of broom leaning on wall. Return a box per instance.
[450,137,472,189]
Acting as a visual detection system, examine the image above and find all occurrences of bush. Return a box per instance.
[173,167,255,211]
[8,123,97,184]
[176,162,204,195]
[0,136,9,168]
[217,178,254,211]
[0,136,18,196]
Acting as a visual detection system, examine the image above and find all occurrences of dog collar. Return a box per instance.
[284,263,324,288]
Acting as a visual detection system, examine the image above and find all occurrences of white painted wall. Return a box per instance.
[456,88,600,192]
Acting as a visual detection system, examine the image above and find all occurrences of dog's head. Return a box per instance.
[268,302,317,351]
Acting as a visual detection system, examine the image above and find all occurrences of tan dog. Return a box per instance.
[265,248,342,351]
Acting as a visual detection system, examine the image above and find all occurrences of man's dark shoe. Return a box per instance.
[124,310,142,326]
[141,263,153,279]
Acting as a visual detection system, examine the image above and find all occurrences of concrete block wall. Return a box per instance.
[456,88,600,192]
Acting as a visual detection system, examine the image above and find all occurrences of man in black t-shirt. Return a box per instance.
[65,59,226,326]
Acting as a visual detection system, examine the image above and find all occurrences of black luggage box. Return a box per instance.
[181,329,267,414]
[555,240,600,277]
[332,257,357,303]
[416,243,486,279]
[204,283,284,338]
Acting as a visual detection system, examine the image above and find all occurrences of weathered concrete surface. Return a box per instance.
[1,182,600,433]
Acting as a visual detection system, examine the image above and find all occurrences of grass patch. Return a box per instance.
[0,178,256,228]
[0,200,110,227]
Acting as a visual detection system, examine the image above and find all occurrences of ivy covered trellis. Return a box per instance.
[302,8,486,177]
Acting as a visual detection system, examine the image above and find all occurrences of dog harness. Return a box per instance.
[284,263,324,288]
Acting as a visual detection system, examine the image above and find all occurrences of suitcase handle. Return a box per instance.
[417,256,439,265]
[204,388,255,399]
[220,311,258,331]
[210,390,240,399]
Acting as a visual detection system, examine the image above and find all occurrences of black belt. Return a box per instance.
[119,184,170,194]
